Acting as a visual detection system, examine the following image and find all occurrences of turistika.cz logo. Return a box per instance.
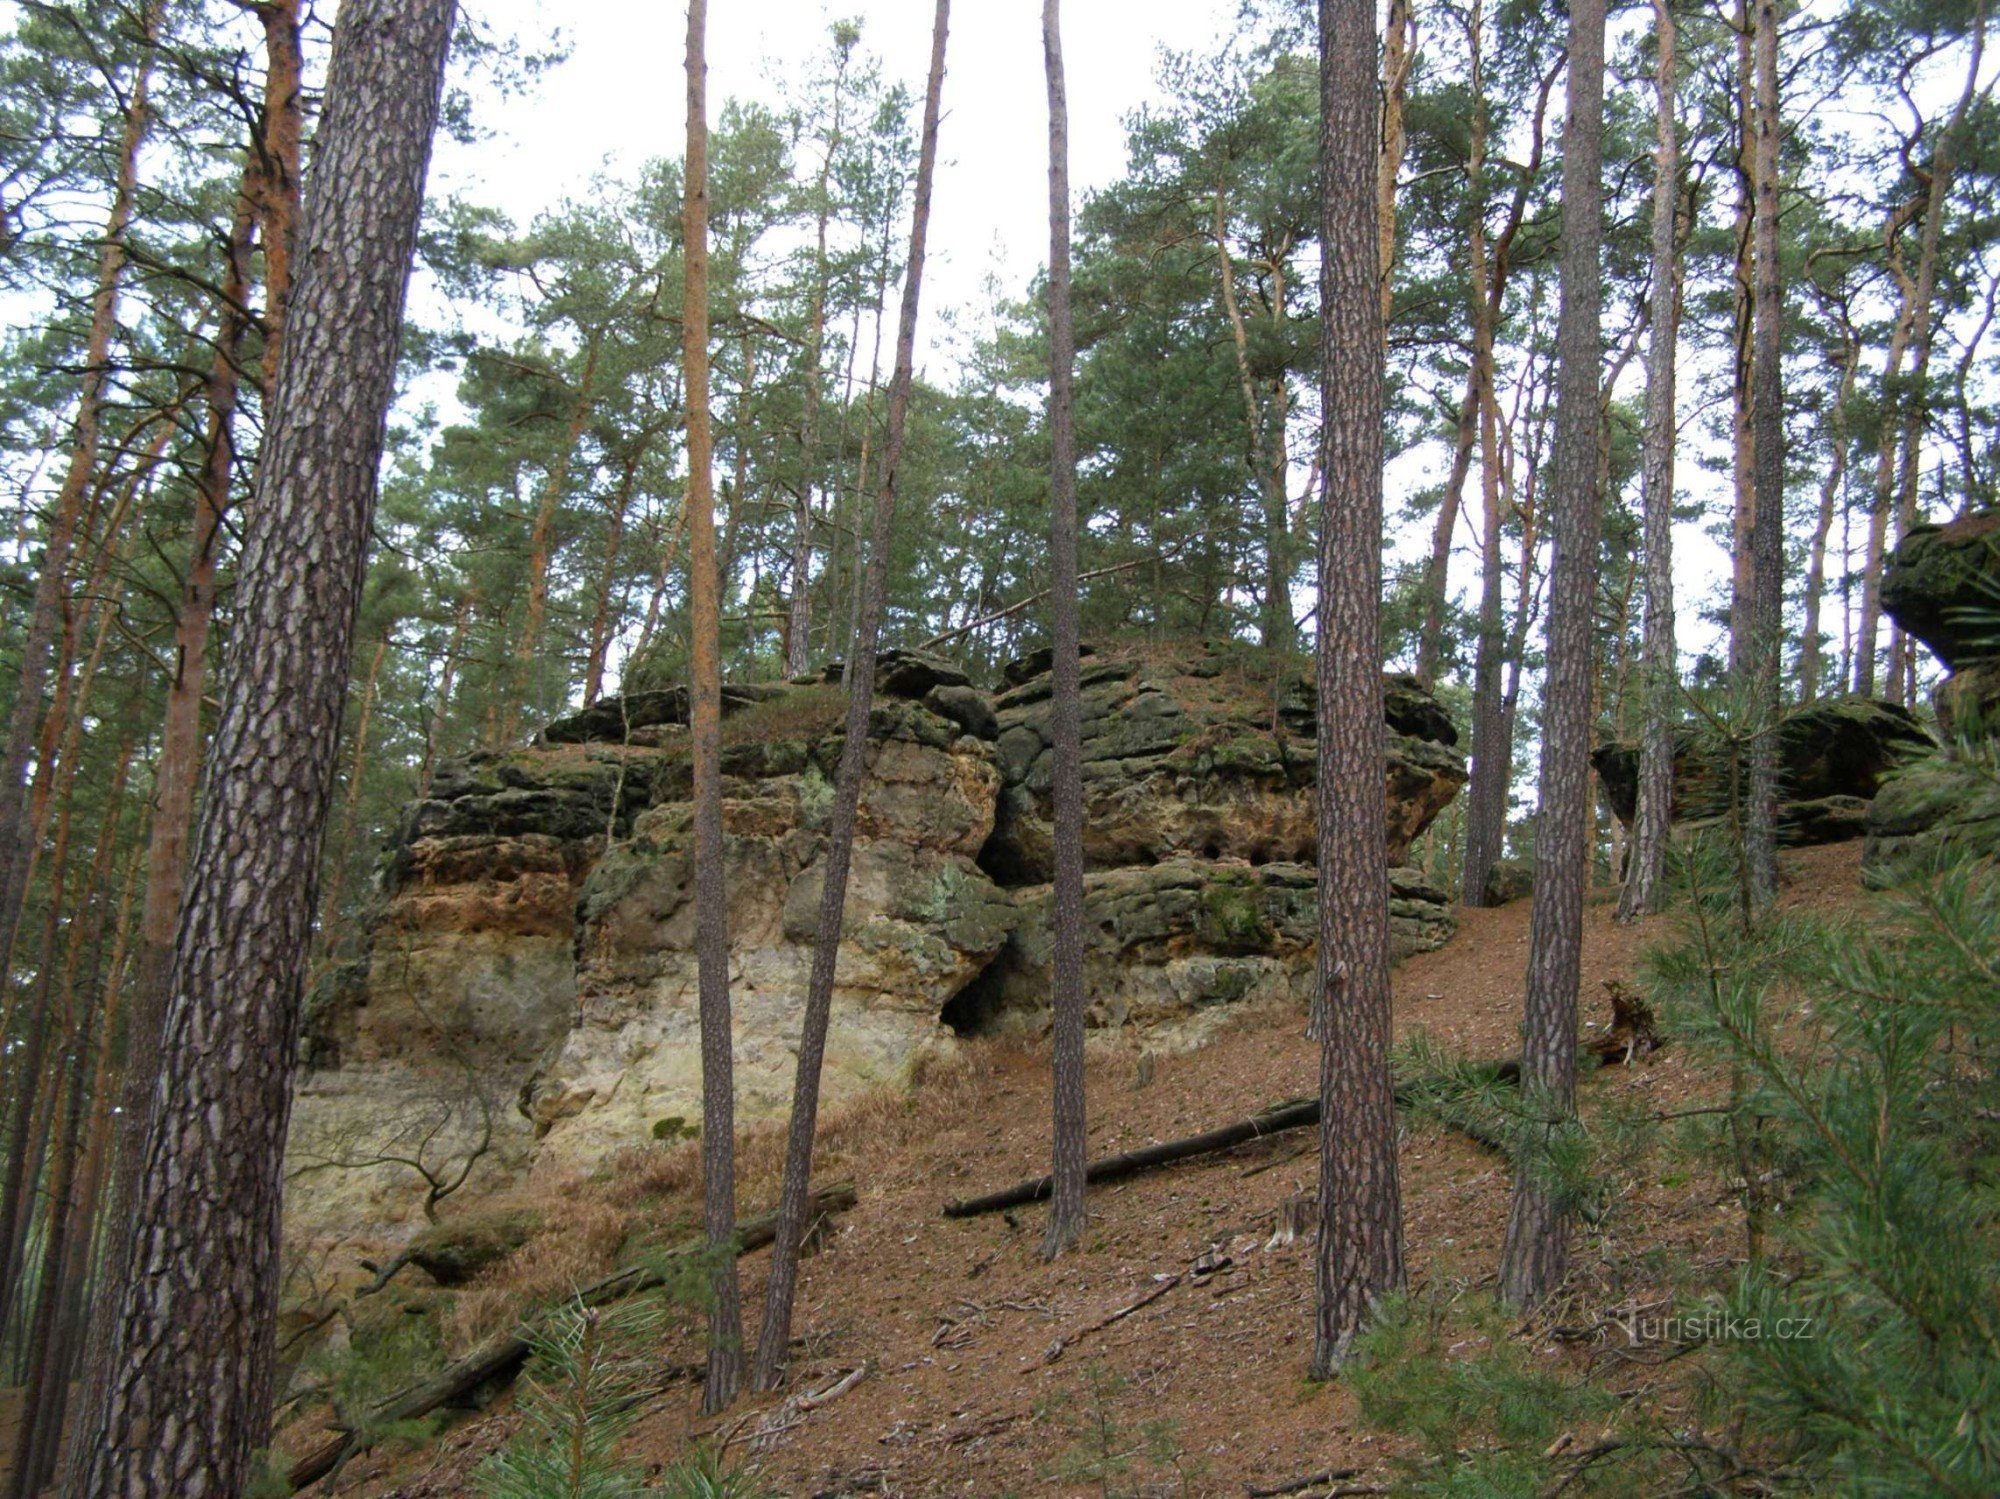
[1615,1308,1816,1344]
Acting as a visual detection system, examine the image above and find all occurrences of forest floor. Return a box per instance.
[271,841,1867,1498]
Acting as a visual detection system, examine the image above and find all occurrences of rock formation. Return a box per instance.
[1592,696,1933,848]
[287,646,1467,1241]
[1866,512,2000,880]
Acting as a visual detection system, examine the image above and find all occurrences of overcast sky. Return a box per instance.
[435,0,1241,359]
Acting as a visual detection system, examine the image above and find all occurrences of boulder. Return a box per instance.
[1593,696,1933,843]
[1880,510,2000,671]
[1482,856,1535,906]
[1865,759,2000,884]
[1001,641,1096,686]
[1935,657,2000,742]
[983,654,1466,884]
[874,647,970,699]
[955,860,1453,1047]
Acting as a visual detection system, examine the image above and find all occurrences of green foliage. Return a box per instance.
[1348,1294,1617,1497]
[476,1297,664,1499]
[1034,1363,1201,1498]
[1643,759,2000,1495]
[651,1444,774,1499]
[650,1115,698,1143]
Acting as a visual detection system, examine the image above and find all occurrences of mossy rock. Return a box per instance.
[1881,510,2000,670]
[406,1208,542,1286]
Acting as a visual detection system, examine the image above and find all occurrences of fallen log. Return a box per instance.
[286,1181,857,1491]
[942,1100,1319,1217]
[944,1023,1663,1221]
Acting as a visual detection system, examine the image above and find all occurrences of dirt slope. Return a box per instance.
[307,843,1863,1499]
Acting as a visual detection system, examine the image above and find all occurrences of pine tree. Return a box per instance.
[72,0,456,1487]
[1499,0,1605,1311]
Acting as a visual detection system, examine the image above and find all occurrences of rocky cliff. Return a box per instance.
[1866,511,2000,880]
[287,645,1467,1244]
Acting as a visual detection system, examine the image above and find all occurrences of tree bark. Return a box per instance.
[1855,195,1922,697]
[680,0,744,1419]
[787,40,852,681]
[1798,325,1857,702]
[1377,0,1413,331]
[70,2,455,1490]
[0,1,157,986]
[1727,0,1757,677]
[1041,0,1087,1262]
[1499,0,1603,1310]
[1884,9,1986,699]
[1310,0,1402,1375]
[1619,0,1682,922]
[751,0,951,1393]
[1743,0,1785,908]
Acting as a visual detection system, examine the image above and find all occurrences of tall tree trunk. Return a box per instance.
[1458,174,1507,904]
[1618,0,1681,922]
[1498,0,1603,1310]
[1040,0,1087,1262]
[583,447,644,704]
[1743,0,1785,907]
[1311,0,1402,1373]
[1214,189,1293,652]
[1413,374,1479,688]
[1855,197,1921,697]
[751,0,950,1392]
[0,2,157,983]
[71,3,455,1490]
[1885,10,1986,697]
[254,0,303,394]
[506,333,602,741]
[680,0,743,1419]
[64,152,270,1485]
[1727,0,1757,676]
[787,43,851,680]
[1377,0,1413,331]
[1799,329,1857,701]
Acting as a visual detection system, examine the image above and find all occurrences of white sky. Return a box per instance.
[438,0,1240,363]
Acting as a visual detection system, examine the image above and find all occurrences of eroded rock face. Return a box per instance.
[288,647,1471,1242]
[1592,697,1933,846]
[1865,516,2000,881]
[959,861,1453,1045]
[1880,510,2000,671]
[983,654,1467,883]
[523,709,1014,1162]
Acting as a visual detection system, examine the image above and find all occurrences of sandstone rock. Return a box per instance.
[541,682,790,745]
[1865,758,2000,883]
[984,655,1465,883]
[519,729,1013,1167]
[1881,509,2000,670]
[924,682,999,741]
[1593,696,1933,844]
[1000,641,1096,686]
[1482,856,1535,906]
[959,859,1453,1048]
[1935,658,2000,742]
[874,647,970,699]
[406,1208,541,1286]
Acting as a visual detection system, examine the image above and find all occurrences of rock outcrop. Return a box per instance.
[984,651,1465,882]
[1592,696,1933,847]
[1866,512,2000,881]
[288,645,1469,1241]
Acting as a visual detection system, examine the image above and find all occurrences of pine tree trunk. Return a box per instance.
[787,56,849,681]
[1412,374,1478,688]
[1727,0,1757,678]
[1041,0,1087,1262]
[1855,198,1920,698]
[1377,0,1413,331]
[583,448,643,705]
[1458,212,1507,907]
[507,333,602,741]
[1798,333,1857,701]
[1214,188,1293,653]
[1499,0,1603,1310]
[751,0,951,1392]
[680,0,744,1418]
[255,0,303,394]
[1311,0,1402,1374]
[0,2,157,984]
[1884,12,1985,698]
[1743,0,1785,908]
[71,3,455,1490]
[1619,0,1681,923]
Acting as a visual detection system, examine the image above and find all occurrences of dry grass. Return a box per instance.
[443,1190,628,1352]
